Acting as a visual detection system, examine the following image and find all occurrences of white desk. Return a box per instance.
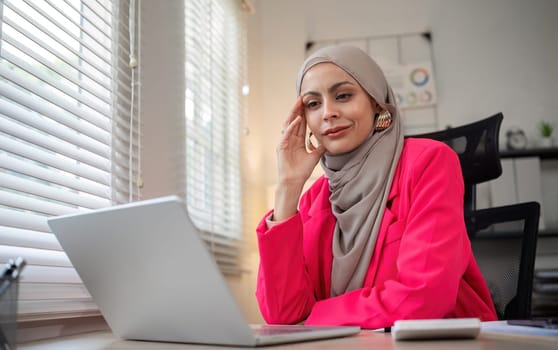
[18,329,558,350]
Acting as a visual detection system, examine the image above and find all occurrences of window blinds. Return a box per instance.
[0,0,139,320]
[184,0,246,274]
[0,0,246,320]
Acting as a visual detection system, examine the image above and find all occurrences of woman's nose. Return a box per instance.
[322,99,338,120]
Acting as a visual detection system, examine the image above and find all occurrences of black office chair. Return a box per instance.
[409,113,503,213]
[408,113,540,320]
[467,202,540,319]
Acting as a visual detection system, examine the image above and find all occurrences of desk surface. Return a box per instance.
[19,329,557,350]
[499,147,558,159]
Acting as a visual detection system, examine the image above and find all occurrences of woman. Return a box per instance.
[255,45,497,329]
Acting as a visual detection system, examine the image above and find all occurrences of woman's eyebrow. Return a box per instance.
[328,81,354,93]
[301,80,355,97]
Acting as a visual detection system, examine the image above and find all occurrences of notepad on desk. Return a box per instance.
[481,320,558,337]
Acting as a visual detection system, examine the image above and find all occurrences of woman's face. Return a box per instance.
[300,63,378,155]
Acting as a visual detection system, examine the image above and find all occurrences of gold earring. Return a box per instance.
[306,131,313,150]
[306,131,318,150]
[375,110,392,132]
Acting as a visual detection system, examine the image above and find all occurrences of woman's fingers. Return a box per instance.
[294,99,307,138]
[281,115,302,140]
[287,100,309,140]
[283,97,304,130]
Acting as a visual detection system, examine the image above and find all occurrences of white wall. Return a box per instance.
[247,1,558,189]
[140,1,186,200]
[431,0,558,146]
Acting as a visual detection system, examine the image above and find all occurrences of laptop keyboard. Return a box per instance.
[252,324,334,336]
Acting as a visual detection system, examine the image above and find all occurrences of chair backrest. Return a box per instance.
[409,113,503,213]
[467,201,540,319]
[409,114,540,319]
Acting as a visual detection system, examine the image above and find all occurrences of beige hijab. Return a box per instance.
[296,45,404,297]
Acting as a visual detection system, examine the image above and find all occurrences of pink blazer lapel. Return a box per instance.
[363,167,401,287]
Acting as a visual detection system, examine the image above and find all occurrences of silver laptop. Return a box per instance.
[47,195,360,346]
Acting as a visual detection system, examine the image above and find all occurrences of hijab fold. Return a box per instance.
[296,46,404,297]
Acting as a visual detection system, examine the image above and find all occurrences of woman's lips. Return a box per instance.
[323,125,351,138]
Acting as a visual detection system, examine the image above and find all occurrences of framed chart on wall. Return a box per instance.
[306,32,438,135]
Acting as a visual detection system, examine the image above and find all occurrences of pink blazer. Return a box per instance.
[256,138,497,329]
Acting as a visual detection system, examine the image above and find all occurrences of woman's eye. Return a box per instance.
[306,101,319,109]
[337,93,351,101]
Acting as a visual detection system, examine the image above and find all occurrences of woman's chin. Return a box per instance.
[324,144,358,155]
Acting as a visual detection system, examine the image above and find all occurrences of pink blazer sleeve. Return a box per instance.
[305,144,470,328]
[255,212,316,324]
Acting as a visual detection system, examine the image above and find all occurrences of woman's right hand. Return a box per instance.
[273,98,325,221]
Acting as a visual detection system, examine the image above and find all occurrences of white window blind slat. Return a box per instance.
[0,190,87,216]
[114,89,132,107]
[0,64,111,132]
[19,283,91,301]
[1,105,109,159]
[0,226,61,251]
[81,0,111,28]
[0,101,109,158]
[18,0,112,66]
[44,0,112,53]
[0,114,111,171]
[0,0,3,43]
[2,20,110,92]
[3,0,112,79]
[1,18,111,89]
[0,133,111,185]
[113,83,132,104]
[1,50,112,117]
[7,0,111,71]
[17,300,98,320]
[112,127,140,149]
[16,265,81,284]
[1,37,112,103]
[0,207,50,232]
[0,154,110,199]
[0,245,70,267]
[111,162,140,180]
[113,62,133,89]
[0,81,111,143]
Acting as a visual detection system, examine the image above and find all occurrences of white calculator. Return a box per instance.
[392,318,481,340]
